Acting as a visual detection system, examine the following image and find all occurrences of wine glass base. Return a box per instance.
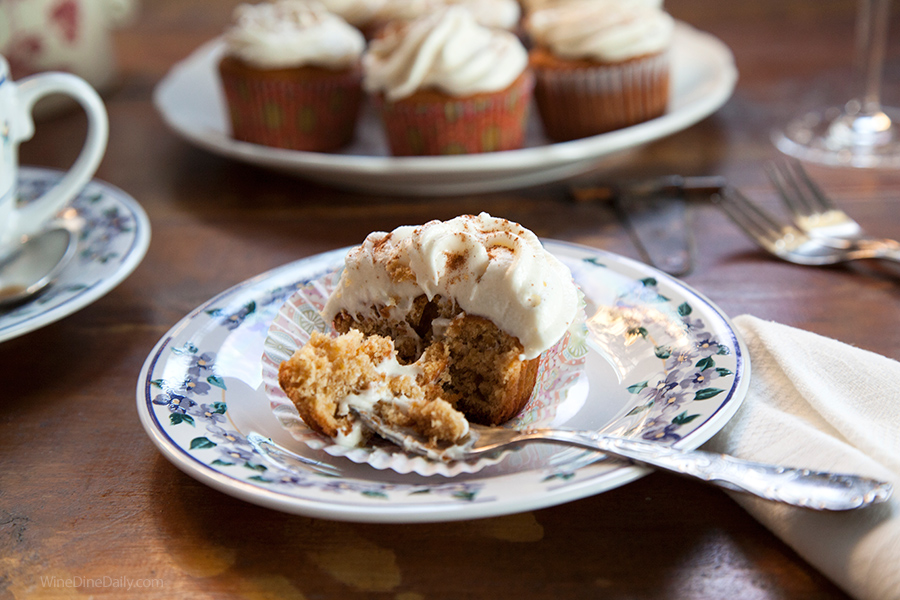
[773,105,900,169]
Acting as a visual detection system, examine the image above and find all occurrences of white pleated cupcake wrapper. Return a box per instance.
[261,270,587,477]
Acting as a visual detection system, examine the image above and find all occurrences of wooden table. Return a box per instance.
[3,1,900,597]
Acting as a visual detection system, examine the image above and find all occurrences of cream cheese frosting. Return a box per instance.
[521,0,663,14]
[322,213,581,359]
[527,0,675,62]
[362,7,529,101]
[314,0,388,28]
[224,0,365,69]
[372,0,438,23]
[371,0,521,31]
[294,0,520,32]
[331,356,465,448]
[438,0,521,31]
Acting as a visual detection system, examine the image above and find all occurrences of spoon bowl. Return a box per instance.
[0,228,77,309]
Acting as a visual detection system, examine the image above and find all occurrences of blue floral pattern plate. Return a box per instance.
[136,241,749,523]
[0,167,151,343]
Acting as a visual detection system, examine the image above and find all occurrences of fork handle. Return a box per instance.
[857,239,900,263]
[535,430,892,510]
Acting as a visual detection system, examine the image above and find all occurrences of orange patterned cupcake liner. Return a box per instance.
[533,52,670,142]
[373,71,535,156]
[220,65,363,152]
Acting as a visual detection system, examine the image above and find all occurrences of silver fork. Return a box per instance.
[350,407,892,511]
[713,186,900,265]
[766,159,900,248]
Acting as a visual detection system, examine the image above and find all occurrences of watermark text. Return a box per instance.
[40,575,165,592]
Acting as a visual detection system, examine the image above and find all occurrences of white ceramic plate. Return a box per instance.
[136,240,750,523]
[0,167,151,343]
[153,22,737,195]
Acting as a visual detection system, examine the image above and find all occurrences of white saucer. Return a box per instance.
[153,22,737,195]
[136,241,749,523]
[0,167,151,343]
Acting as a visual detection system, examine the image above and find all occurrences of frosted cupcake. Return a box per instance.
[363,7,534,156]
[218,0,366,151]
[525,0,674,141]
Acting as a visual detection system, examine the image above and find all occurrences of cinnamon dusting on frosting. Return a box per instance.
[322,212,580,359]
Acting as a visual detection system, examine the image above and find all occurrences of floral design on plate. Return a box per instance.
[580,268,736,444]
[260,269,589,477]
[0,167,151,343]
[137,242,749,523]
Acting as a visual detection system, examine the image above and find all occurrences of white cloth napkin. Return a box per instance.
[703,315,900,600]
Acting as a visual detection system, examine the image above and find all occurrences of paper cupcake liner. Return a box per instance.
[373,72,535,156]
[261,267,587,477]
[533,52,670,142]
[219,64,363,152]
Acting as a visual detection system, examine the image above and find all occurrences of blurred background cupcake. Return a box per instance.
[525,0,674,141]
[363,7,533,156]
[218,0,366,152]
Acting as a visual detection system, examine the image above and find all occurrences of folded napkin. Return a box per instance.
[703,315,900,600]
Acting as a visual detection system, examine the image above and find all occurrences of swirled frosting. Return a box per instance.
[363,7,528,100]
[371,0,521,31]
[372,0,437,22]
[322,213,581,359]
[521,0,662,14]
[290,0,519,32]
[526,0,674,62]
[314,0,388,28]
[224,0,365,69]
[439,0,521,31]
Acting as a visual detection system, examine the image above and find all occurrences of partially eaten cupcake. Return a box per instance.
[278,213,582,450]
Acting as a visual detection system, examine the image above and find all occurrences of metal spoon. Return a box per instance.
[0,227,77,309]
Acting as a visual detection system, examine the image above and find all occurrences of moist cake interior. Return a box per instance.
[279,293,539,447]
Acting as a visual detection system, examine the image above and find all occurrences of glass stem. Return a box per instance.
[774,0,900,164]
[856,0,892,117]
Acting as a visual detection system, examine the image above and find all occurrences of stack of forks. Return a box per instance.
[714,160,900,265]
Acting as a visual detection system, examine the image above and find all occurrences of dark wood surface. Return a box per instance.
[3,1,900,597]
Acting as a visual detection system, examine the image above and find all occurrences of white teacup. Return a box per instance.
[0,53,108,252]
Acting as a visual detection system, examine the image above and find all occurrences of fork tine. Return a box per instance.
[715,187,787,246]
[717,197,773,244]
[784,159,837,212]
[766,160,814,218]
